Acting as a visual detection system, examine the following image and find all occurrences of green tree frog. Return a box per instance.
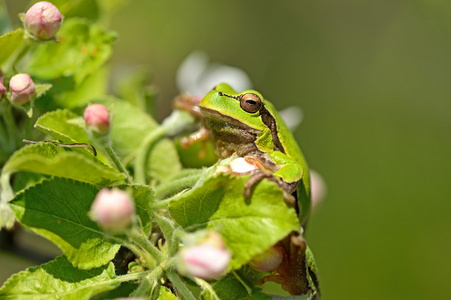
[175,83,311,225]
[174,83,319,297]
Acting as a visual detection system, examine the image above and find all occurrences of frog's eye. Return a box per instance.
[240,93,262,113]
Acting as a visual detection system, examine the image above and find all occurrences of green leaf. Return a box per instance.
[35,83,53,98]
[201,276,248,300]
[0,256,119,299]
[3,143,124,186]
[34,109,112,164]
[10,178,121,269]
[35,109,89,143]
[201,275,271,300]
[94,97,181,183]
[157,286,178,300]
[25,18,116,84]
[0,28,24,66]
[168,168,300,270]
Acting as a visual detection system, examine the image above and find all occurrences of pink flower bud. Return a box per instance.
[90,189,135,232]
[250,245,283,272]
[9,73,35,105]
[24,1,62,40]
[202,232,226,249]
[0,82,6,97]
[179,244,231,280]
[84,104,110,133]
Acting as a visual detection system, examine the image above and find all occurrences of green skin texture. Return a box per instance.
[200,83,311,224]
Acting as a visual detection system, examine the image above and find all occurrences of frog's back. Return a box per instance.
[263,100,305,164]
[265,99,311,224]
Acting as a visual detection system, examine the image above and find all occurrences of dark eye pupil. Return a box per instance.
[240,93,262,113]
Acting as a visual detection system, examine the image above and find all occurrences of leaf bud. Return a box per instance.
[84,104,110,133]
[9,73,36,105]
[90,189,135,233]
[177,232,231,280]
[250,244,283,272]
[24,1,62,40]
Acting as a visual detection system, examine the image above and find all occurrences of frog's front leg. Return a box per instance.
[173,94,204,119]
[173,94,211,153]
[240,152,303,204]
[243,171,297,204]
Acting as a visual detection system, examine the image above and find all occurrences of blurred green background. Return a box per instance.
[2,0,451,299]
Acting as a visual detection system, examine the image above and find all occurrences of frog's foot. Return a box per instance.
[179,127,210,149]
[259,232,319,297]
[243,170,296,205]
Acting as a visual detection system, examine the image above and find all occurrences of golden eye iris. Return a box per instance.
[239,93,262,113]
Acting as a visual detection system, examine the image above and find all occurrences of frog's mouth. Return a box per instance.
[200,107,260,134]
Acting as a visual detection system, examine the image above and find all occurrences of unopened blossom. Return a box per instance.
[90,189,135,233]
[84,104,110,133]
[250,244,283,272]
[179,244,231,280]
[177,232,231,280]
[24,1,62,40]
[9,73,35,105]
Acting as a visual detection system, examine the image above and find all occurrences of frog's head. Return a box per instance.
[199,83,268,132]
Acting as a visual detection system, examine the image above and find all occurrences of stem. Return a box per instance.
[123,241,156,270]
[22,115,33,140]
[1,102,18,152]
[194,278,219,300]
[115,270,149,283]
[166,168,205,181]
[154,214,180,256]
[131,265,164,297]
[152,198,173,209]
[0,117,9,148]
[152,188,192,210]
[166,270,197,300]
[134,126,168,185]
[103,142,132,183]
[154,173,201,200]
[232,270,252,295]
[134,109,196,185]
[9,40,31,73]
[130,229,164,263]
[0,173,15,229]
[0,173,13,203]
